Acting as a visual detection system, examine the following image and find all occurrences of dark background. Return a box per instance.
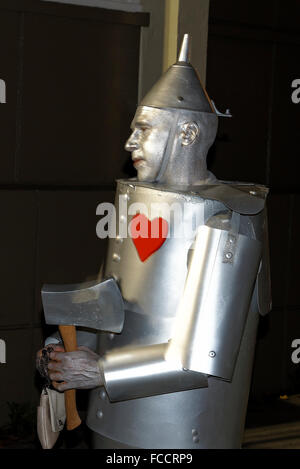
[0,0,299,446]
[207,0,300,406]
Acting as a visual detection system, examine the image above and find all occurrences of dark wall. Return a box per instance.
[207,0,300,397]
[0,0,148,426]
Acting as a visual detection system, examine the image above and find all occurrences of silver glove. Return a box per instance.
[48,346,103,391]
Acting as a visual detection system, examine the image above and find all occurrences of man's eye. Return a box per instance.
[138,125,151,131]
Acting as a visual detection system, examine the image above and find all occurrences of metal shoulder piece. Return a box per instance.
[122,179,269,215]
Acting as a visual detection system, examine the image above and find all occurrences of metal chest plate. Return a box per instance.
[105,181,225,327]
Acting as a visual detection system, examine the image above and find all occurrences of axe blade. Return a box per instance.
[41,278,124,333]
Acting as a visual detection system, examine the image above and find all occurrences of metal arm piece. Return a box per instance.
[100,216,262,402]
[100,343,207,402]
[165,222,262,380]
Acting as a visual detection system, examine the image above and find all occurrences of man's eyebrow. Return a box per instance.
[135,120,151,128]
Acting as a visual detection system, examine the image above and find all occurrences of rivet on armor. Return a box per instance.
[193,436,200,444]
[123,193,130,201]
[209,351,216,358]
[250,190,256,195]
[100,390,106,400]
[120,215,126,223]
[116,235,123,244]
[96,410,103,419]
[192,429,198,437]
[223,233,237,264]
[112,253,121,262]
[109,333,115,340]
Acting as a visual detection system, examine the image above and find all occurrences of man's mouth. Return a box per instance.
[132,158,145,166]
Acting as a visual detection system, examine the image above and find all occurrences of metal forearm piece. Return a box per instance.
[100,343,207,402]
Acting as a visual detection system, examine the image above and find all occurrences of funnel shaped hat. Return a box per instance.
[140,34,215,115]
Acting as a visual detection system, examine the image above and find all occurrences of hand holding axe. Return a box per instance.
[41,278,124,431]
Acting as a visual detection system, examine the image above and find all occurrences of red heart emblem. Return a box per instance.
[130,214,168,262]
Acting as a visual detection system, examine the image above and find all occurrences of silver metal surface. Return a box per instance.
[140,42,214,114]
[122,179,268,215]
[104,181,265,320]
[86,179,269,448]
[42,278,124,333]
[101,343,207,401]
[105,182,215,320]
[166,225,262,380]
[178,33,190,63]
[88,293,260,449]
[100,207,261,400]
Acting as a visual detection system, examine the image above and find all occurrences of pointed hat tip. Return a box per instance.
[178,33,190,63]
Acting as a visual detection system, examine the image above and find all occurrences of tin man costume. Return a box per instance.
[40,34,271,449]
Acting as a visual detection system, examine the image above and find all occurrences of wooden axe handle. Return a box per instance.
[58,325,82,431]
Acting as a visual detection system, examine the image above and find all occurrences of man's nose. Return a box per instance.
[125,131,139,152]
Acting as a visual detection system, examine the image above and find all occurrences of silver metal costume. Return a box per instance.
[85,35,271,449]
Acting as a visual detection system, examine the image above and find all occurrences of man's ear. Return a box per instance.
[179,122,199,146]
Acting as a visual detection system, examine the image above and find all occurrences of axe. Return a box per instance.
[41,277,124,431]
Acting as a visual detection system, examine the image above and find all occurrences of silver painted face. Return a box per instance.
[125,106,173,182]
